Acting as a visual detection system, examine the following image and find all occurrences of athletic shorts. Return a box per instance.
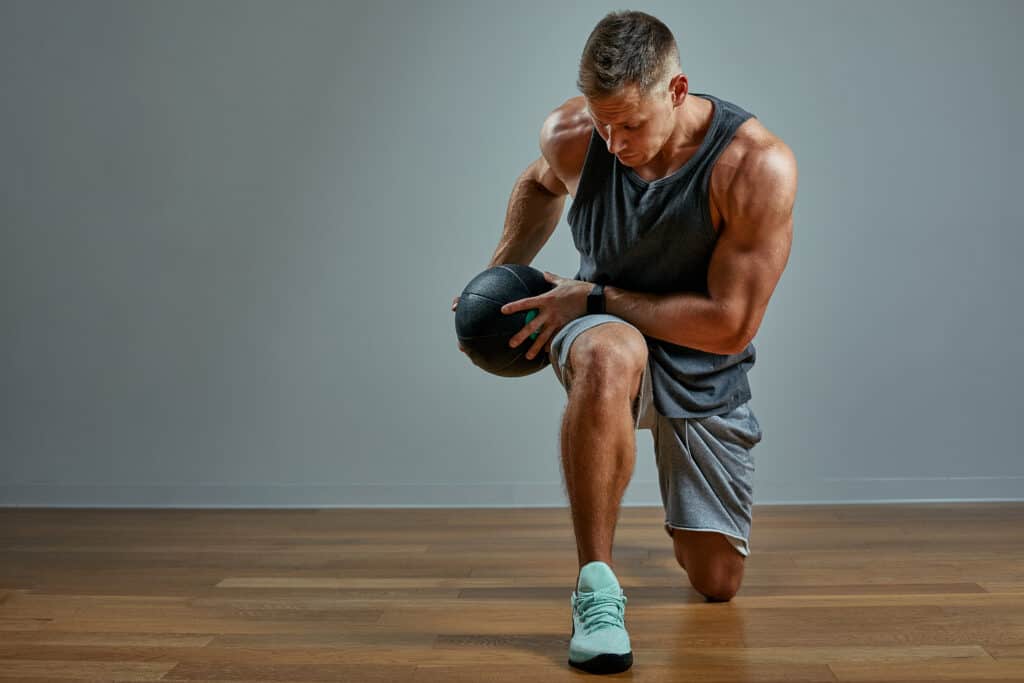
[549,313,763,557]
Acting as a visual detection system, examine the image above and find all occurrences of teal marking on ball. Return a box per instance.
[525,309,541,340]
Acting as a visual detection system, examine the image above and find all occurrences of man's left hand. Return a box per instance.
[501,271,592,360]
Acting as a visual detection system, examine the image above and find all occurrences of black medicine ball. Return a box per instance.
[455,264,555,377]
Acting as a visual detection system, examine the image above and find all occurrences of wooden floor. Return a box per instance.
[0,503,1023,682]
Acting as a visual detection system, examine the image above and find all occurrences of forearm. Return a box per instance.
[487,172,566,267]
[603,285,740,355]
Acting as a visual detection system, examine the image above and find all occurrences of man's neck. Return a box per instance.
[672,93,713,150]
[638,95,713,179]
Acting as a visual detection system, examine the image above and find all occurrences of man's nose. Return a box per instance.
[606,130,626,155]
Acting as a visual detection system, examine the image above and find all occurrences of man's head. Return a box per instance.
[577,11,687,166]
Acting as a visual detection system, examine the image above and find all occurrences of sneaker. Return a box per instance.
[568,560,633,674]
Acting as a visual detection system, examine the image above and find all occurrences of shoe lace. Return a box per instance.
[575,587,627,634]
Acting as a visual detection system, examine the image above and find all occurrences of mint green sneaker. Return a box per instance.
[568,561,633,674]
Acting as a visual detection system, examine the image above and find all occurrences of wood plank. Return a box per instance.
[0,660,174,680]
[458,582,989,600]
[983,644,1024,660]
[413,661,838,682]
[0,631,215,646]
[164,662,415,681]
[830,658,1024,681]
[0,618,51,631]
[217,577,501,589]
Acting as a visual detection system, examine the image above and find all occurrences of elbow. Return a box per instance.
[720,340,747,356]
[718,299,762,355]
[721,320,754,356]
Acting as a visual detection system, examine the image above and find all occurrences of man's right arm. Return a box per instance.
[485,125,571,268]
[452,106,581,316]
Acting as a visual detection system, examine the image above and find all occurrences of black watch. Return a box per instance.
[587,283,606,315]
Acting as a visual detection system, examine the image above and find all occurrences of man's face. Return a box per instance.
[585,81,676,167]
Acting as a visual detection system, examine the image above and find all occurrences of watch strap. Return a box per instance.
[587,283,606,315]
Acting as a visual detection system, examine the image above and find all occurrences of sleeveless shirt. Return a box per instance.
[566,92,757,418]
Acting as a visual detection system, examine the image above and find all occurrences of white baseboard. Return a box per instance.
[0,476,1022,507]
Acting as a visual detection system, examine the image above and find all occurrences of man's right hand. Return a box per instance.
[452,296,468,355]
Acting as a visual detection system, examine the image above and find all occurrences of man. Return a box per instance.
[452,10,796,675]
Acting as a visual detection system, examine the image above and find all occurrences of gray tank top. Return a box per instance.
[566,92,757,418]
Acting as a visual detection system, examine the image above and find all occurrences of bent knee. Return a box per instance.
[688,570,742,602]
[692,577,741,602]
[569,324,647,387]
[676,545,745,602]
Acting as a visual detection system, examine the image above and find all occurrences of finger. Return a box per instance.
[501,298,532,315]
[524,325,555,361]
[509,314,545,349]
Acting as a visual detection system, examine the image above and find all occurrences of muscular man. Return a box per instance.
[452,10,796,674]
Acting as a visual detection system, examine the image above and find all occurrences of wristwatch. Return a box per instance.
[587,283,606,315]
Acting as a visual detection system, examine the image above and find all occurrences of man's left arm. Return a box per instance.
[605,143,797,355]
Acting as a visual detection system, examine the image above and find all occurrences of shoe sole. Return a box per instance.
[568,652,633,674]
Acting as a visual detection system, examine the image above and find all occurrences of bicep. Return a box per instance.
[707,146,797,349]
[707,215,792,334]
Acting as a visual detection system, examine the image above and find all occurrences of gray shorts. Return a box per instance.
[549,313,763,557]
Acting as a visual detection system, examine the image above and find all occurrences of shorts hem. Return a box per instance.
[663,522,750,557]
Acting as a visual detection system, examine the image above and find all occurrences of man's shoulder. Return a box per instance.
[715,115,796,200]
[542,96,592,144]
[726,112,791,166]
[540,97,594,183]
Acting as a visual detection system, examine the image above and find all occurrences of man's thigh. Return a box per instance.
[656,402,763,559]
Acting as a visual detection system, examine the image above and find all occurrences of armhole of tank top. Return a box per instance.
[699,142,718,238]
[699,178,714,239]
[566,128,598,226]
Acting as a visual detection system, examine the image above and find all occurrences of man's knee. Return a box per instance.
[691,570,742,602]
[671,530,745,602]
[568,323,647,395]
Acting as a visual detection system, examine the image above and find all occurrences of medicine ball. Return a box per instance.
[455,264,555,377]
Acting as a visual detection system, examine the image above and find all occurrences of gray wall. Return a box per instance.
[2,0,1021,507]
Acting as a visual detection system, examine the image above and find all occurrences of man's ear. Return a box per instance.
[672,72,688,99]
